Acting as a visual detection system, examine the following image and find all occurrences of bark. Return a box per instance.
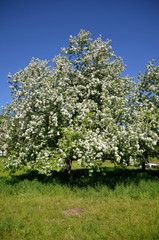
[64,158,72,179]
[141,161,145,171]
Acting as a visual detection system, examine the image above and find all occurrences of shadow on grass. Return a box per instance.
[2,167,159,190]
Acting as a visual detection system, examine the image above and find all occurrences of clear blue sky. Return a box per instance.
[1,0,159,108]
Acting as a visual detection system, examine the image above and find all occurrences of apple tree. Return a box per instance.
[5,30,159,175]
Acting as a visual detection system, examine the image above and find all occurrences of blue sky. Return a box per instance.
[1,0,159,108]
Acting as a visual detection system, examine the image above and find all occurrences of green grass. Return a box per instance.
[1,195,159,240]
[0,158,159,240]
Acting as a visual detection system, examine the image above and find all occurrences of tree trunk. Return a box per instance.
[142,161,145,171]
[64,158,72,180]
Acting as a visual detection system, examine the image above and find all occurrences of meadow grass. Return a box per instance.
[0,158,159,240]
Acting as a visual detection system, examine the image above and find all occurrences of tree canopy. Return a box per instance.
[4,30,159,174]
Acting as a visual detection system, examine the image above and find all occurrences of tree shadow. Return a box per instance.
[3,167,159,190]
[70,167,159,189]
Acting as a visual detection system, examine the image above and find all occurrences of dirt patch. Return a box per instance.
[64,209,84,216]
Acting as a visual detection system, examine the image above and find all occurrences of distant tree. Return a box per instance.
[135,61,159,170]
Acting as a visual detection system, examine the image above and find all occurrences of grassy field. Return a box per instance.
[0,158,159,240]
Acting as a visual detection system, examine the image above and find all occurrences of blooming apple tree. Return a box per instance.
[133,61,159,169]
[5,30,159,174]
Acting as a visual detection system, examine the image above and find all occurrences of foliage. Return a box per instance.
[0,115,8,154]
[135,61,159,164]
[4,30,159,174]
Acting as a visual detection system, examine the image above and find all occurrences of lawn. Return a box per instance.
[0,158,159,240]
